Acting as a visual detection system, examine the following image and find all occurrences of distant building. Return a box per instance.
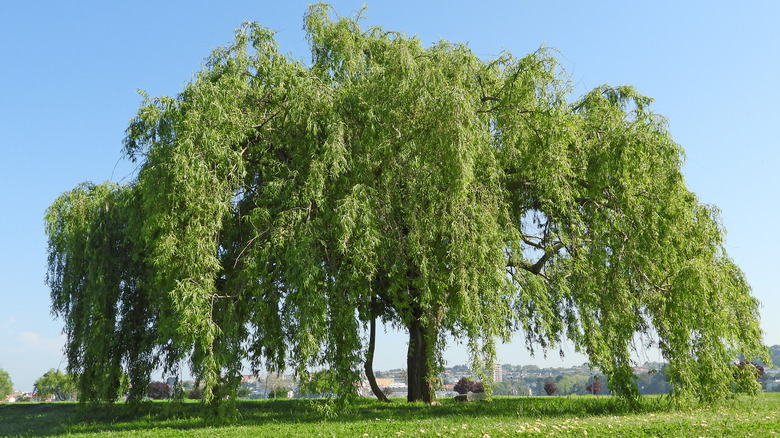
[493,363,503,383]
[374,377,395,387]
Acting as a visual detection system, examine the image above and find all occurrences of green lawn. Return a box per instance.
[1,393,778,437]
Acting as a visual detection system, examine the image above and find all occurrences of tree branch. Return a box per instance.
[507,241,564,276]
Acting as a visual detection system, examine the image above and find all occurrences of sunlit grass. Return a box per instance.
[1,393,778,437]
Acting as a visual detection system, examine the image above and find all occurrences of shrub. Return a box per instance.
[454,377,484,394]
[147,381,171,400]
[543,381,558,396]
[382,386,393,396]
[188,387,203,400]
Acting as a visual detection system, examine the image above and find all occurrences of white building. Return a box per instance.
[493,363,503,383]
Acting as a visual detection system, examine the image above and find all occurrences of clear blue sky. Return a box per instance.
[1,1,778,392]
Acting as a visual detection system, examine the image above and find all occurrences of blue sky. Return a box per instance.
[1,1,778,392]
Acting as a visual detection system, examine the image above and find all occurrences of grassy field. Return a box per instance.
[1,393,778,437]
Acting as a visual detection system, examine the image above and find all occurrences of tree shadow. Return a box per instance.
[0,396,672,437]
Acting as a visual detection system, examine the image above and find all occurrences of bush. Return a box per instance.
[147,381,171,400]
[454,377,484,394]
[188,387,203,400]
[543,381,558,395]
[382,386,393,396]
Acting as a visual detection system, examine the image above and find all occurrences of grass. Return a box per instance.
[0,393,778,437]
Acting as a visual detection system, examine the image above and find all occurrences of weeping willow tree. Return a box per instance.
[45,182,157,403]
[46,3,767,406]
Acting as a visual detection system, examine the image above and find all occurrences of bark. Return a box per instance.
[406,316,437,403]
[364,309,390,402]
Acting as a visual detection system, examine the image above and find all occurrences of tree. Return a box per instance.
[46,3,768,408]
[492,380,527,396]
[586,378,603,395]
[556,374,589,395]
[269,385,290,399]
[543,381,558,396]
[0,367,12,400]
[34,369,77,401]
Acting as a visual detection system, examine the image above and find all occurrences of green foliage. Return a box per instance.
[555,374,589,395]
[46,3,768,409]
[236,385,251,398]
[298,370,338,397]
[0,367,12,400]
[45,182,157,404]
[268,386,289,399]
[492,380,528,396]
[732,362,764,395]
[33,369,77,401]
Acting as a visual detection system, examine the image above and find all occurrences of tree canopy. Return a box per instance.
[46,3,767,406]
[0,367,12,400]
[33,369,77,401]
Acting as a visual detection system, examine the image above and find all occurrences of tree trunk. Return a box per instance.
[365,310,390,402]
[406,316,437,403]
